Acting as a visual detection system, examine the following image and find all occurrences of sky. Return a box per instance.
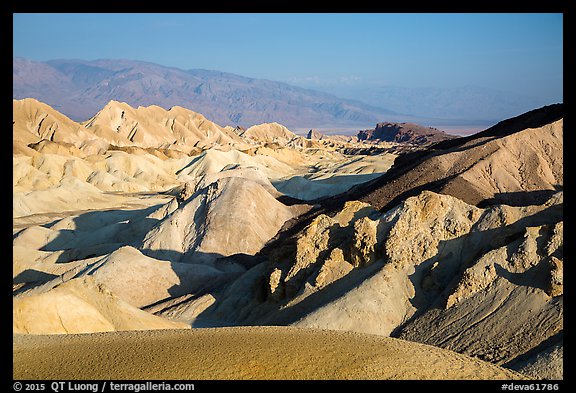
[13,13,563,103]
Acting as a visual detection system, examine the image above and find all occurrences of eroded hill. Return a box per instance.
[12,99,563,379]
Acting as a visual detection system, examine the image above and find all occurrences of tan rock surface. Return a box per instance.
[13,100,562,379]
[202,191,562,379]
[13,327,526,380]
[81,100,250,151]
[13,98,98,146]
[141,177,298,264]
[239,122,298,145]
[13,276,189,334]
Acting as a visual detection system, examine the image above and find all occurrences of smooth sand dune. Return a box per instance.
[13,326,526,380]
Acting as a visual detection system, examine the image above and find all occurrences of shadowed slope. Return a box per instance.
[320,104,563,213]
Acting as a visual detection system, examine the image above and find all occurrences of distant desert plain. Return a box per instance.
[13,97,563,380]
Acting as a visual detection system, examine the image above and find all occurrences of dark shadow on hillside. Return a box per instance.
[174,153,207,176]
[292,149,456,216]
[320,160,561,216]
[279,172,387,204]
[13,141,564,332]
[503,330,563,370]
[131,249,269,328]
[37,204,167,262]
[13,247,257,324]
[13,269,58,285]
[429,103,563,151]
[494,263,550,292]
[477,187,563,208]
[197,195,562,330]
[255,174,563,330]
[13,269,59,295]
[12,193,563,335]
[275,195,306,206]
[296,103,563,217]
[258,261,385,326]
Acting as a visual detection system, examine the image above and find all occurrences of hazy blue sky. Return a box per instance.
[13,13,563,102]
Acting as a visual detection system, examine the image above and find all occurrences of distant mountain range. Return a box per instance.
[15,57,556,133]
[13,58,402,131]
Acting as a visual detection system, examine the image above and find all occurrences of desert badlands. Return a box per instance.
[13,98,563,380]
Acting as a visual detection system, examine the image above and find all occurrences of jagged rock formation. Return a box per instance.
[393,195,563,372]
[358,122,456,145]
[196,190,562,378]
[13,99,397,217]
[81,100,251,151]
[13,99,563,379]
[13,98,251,155]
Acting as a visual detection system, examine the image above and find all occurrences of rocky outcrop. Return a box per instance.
[266,201,381,300]
[358,122,456,145]
[306,129,324,140]
[12,99,564,379]
[176,182,195,204]
[199,190,562,379]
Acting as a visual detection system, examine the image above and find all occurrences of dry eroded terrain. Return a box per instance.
[13,327,525,380]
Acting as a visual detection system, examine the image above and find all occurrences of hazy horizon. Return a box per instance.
[13,13,563,130]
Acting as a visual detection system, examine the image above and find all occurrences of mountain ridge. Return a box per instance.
[13,57,400,130]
